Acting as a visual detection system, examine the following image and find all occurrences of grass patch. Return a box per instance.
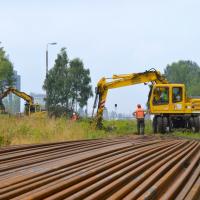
[0,115,199,147]
[172,131,200,140]
[0,115,110,146]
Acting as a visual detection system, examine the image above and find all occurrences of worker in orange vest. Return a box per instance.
[71,112,78,121]
[133,104,145,135]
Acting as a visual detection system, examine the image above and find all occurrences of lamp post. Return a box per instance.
[45,42,57,110]
[46,42,57,77]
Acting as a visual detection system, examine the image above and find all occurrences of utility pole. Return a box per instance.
[46,42,57,77]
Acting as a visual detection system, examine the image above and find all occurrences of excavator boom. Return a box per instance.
[0,87,40,115]
[93,68,168,128]
[0,87,34,105]
[102,70,168,89]
[8,88,34,105]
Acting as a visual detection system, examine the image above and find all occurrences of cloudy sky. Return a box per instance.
[1,0,200,113]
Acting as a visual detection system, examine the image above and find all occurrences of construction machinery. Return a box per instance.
[0,87,41,115]
[92,68,200,133]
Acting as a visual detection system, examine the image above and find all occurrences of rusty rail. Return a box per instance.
[0,136,199,200]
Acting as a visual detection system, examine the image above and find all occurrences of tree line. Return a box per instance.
[0,45,200,116]
[0,47,14,92]
[164,60,200,96]
[0,46,14,111]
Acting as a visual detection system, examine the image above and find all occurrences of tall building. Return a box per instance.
[3,70,21,114]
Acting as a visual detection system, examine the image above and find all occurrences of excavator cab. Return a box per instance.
[150,84,185,114]
[24,103,41,115]
[152,86,169,105]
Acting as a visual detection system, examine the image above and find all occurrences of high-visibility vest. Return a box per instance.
[71,114,78,121]
[135,108,145,119]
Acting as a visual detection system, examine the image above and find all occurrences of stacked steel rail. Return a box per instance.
[0,136,199,200]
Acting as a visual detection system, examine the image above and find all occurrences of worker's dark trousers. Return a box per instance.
[137,118,145,135]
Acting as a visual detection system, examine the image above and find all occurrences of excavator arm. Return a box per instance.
[0,87,34,105]
[8,88,34,105]
[0,87,38,115]
[92,68,168,128]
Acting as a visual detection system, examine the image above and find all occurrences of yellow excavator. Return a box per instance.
[0,87,41,115]
[92,68,200,133]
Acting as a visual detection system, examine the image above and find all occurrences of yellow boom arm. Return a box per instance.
[0,87,34,105]
[0,87,39,115]
[92,68,168,128]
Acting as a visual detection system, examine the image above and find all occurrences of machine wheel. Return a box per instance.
[162,117,168,133]
[156,117,163,133]
[198,116,200,132]
[194,117,200,132]
[152,116,157,134]
[190,117,200,133]
[157,116,168,134]
[168,118,173,132]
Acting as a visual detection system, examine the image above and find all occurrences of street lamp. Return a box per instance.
[46,42,57,77]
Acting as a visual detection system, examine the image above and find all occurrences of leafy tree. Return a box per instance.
[0,47,14,111]
[0,47,14,93]
[164,60,200,96]
[68,58,93,110]
[43,48,69,116]
[43,48,93,117]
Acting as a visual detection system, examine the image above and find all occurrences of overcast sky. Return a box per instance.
[1,0,200,113]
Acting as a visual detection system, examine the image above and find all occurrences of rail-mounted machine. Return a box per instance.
[92,69,200,133]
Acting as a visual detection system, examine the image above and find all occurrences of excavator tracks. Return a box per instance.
[0,136,199,200]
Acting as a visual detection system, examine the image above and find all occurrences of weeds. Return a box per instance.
[0,115,199,147]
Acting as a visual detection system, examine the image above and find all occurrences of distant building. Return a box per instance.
[3,70,21,114]
[103,107,109,119]
[30,93,46,110]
